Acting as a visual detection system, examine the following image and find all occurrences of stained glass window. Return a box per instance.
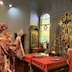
[39,13,50,43]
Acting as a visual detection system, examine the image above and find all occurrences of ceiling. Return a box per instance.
[2,0,51,9]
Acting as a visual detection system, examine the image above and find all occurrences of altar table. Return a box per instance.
[24,54,69,72]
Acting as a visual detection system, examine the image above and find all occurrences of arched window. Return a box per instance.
[39,13,50,43]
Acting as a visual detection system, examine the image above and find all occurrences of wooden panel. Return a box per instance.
[49,66,69,72]
[48,63,69,72]
[31,63,69,72]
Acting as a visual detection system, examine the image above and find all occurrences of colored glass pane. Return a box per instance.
[42,19,50,24]
[41,14,50,19]
[40,31,50,37]
[40,25,50,31]
[40,13,50,43]
[40,36,49,43]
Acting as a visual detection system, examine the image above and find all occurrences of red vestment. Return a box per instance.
[68,51,72,72]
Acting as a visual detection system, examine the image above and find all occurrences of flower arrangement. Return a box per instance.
[52,12,72,56]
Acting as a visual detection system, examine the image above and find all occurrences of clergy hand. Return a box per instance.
[17,29,24,37]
